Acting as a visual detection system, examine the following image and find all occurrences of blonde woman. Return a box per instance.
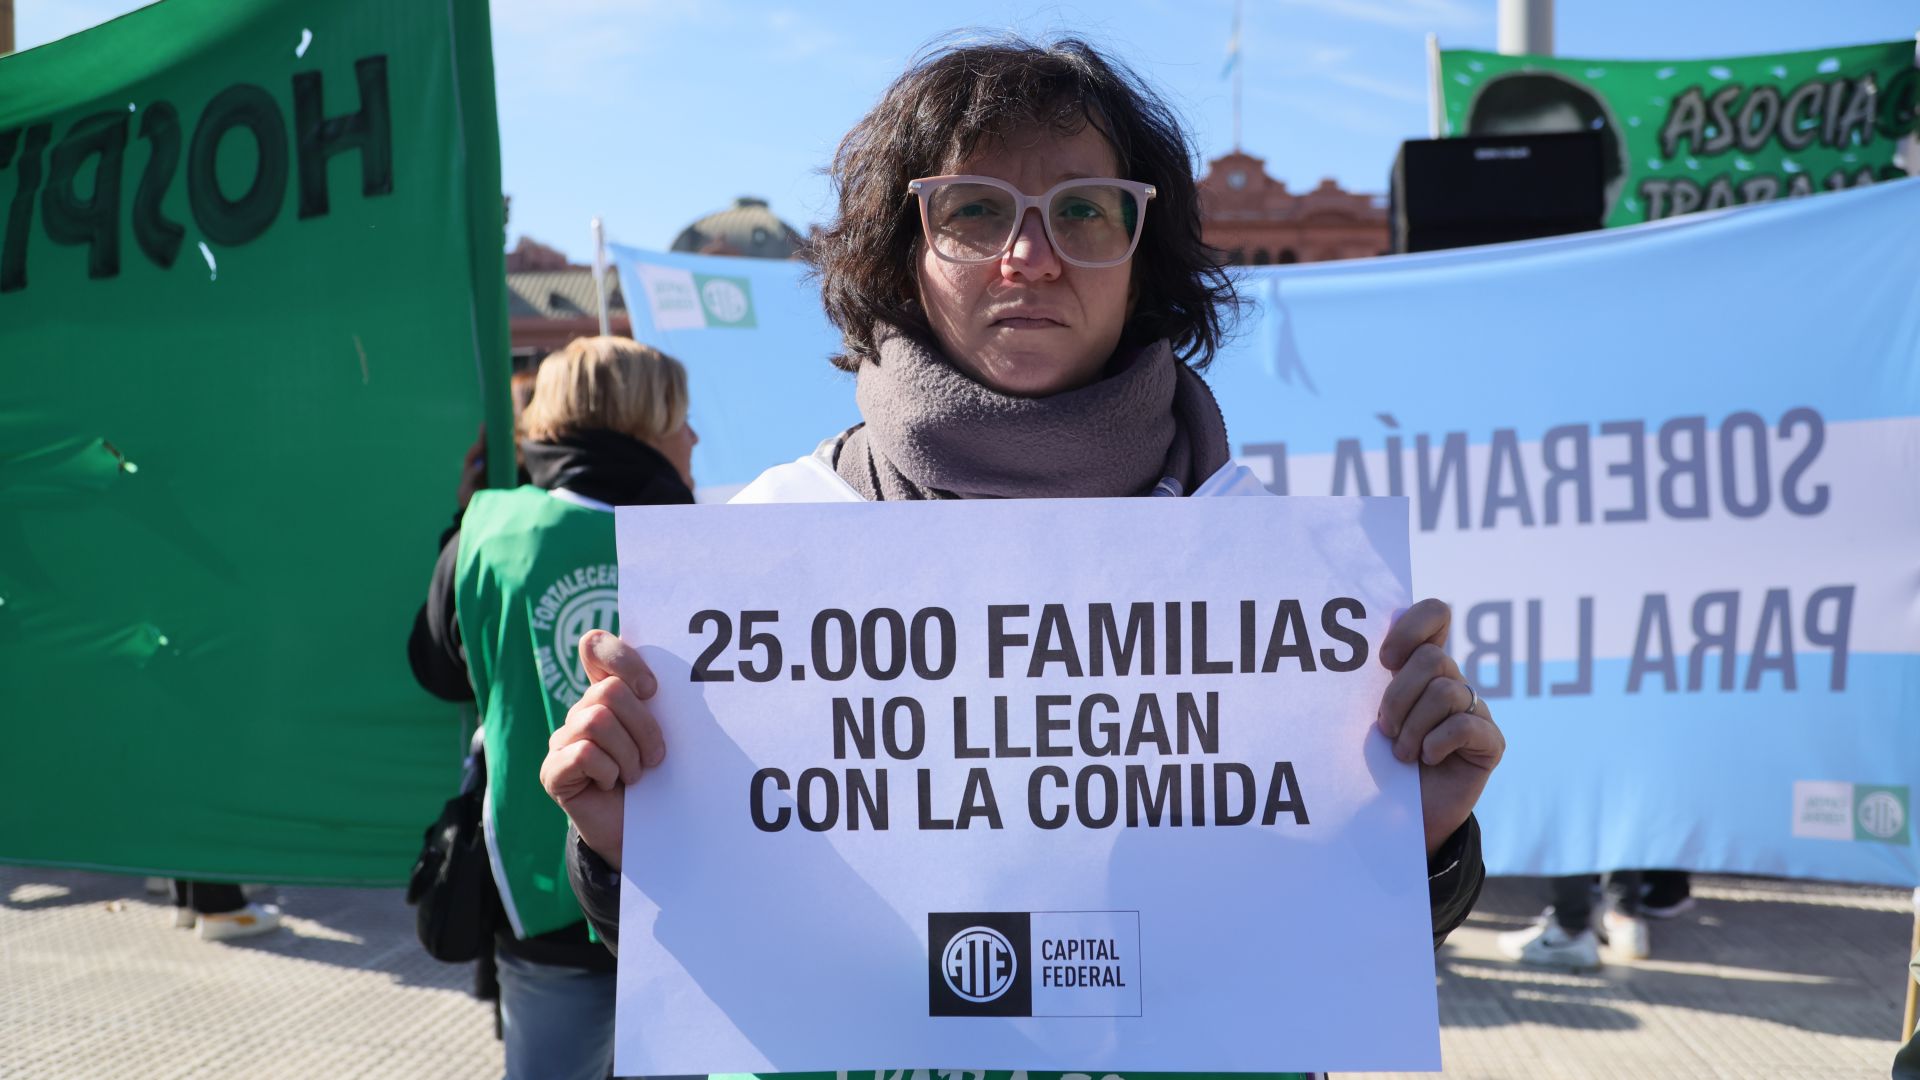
[408,335,696,1080]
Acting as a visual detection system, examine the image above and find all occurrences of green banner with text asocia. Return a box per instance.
[0,0,512,884]
[1438,40,1918,227]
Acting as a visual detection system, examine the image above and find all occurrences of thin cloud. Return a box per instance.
[1236,29,1361,74]
[765,8,853,62]
[492,0,886,99]
[1275,0,1487,32]
[492,0,876,72]
[1251,85,1419,140]
[1325,69,1428,106]
[14,0,153,52]
[490,0,699,83]
[1230,29,1427,110]
[492,0,703,22]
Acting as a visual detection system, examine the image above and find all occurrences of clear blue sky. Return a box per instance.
[16,1,1919,261]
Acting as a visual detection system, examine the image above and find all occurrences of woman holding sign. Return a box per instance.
[542,36,1503,1077]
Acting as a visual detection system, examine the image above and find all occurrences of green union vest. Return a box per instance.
[455,486,620,939]
[460,489,1309,1080]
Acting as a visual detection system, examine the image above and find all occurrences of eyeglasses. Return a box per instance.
[907,175,1157,269]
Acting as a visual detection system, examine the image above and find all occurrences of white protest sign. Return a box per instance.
[613,496,1437,1074]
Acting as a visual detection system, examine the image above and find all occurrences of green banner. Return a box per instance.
[1439,40,1918,226]
[0,0,511,884]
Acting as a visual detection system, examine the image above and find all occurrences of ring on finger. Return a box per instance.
[1462,681,1479,717]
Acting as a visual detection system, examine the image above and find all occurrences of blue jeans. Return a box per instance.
[495,948,616,1080]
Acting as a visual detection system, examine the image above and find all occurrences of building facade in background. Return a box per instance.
[670,196,805,259]
[1198,151,1388,265]
[505,237,629,366]
[503,167,1383,366]
[507,198,805,366]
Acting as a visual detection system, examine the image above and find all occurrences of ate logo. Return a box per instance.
[942,926,1018,1003]
[928,912,1031,1017]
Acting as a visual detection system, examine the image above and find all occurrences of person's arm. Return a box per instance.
[566,823,622,957]
[1376,600,1504,854]
[1426,814,1484,950]
[544,633,666,959]
[407,532,474,702]
[1373,601,1499,948]
[542,630,664,867]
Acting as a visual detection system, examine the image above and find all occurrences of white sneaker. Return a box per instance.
[171,907,196,929]
[144,877,171,896]
[1603,908,1650,960]
[197,902,283,942]
[1497,920,1601,970]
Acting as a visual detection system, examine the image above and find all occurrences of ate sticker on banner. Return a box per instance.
[610,495,1436,1075]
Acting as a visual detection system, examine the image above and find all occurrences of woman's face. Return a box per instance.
[647,421,698,490]
[915,125,1134,398]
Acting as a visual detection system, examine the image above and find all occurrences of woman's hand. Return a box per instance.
[539,630,666,870]
[1377,599,1505,856]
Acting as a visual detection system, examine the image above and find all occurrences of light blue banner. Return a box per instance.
[611,246,855,496]
[615,179,1920,886]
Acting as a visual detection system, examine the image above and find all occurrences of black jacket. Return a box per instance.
[409,430,694,703]
[406,429,693,969]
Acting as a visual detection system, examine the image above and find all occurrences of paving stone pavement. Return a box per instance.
[0,868,501,1079]
[1,866,1912,1078]
[1351,875,1916,1080]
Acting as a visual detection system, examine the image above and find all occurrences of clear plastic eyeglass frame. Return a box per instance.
[907,175,1158,269]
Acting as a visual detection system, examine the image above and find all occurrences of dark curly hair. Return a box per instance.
[807,34,1239,372]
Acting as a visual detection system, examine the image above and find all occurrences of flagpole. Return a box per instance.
[1232,0,1243,152]
[590,216,611,337]
[1426,33,1444,138]
[1907,31,1918,177]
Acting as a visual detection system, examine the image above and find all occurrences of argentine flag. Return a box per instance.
[1221,5,1241,79]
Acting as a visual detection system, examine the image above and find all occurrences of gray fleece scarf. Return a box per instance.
[833,333,1231,500]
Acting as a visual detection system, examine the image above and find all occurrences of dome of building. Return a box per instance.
[670,196,804,259]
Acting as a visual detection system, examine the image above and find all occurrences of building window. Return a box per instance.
[1278,249,1299,264]
[1252,249,1271,265]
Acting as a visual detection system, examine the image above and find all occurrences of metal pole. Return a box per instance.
[1231,0,1243,153]
[1497,0,1553,56]
[0,0,15,57]
[1907,32,1918,177]
[1426,33,1444,138]
[590,217,611,338]
[1904,887,1919,1040]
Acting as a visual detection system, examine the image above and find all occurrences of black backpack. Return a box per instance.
[405,746,502,962]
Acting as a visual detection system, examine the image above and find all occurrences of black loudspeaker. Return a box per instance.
[1391,131,1607,253]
